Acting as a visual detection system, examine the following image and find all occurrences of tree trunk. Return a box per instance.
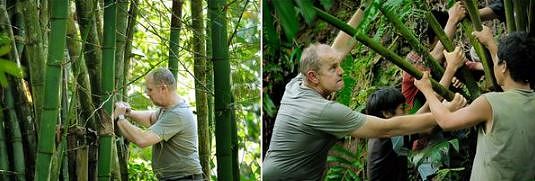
[97,0,117,180]
[34,0,69,179]
[191,0,210,177]
[209,0,237,179]
[168,0,183,79]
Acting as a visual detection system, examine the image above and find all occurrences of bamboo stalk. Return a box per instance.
[169,0,183,80]
[123,0,139,99]
[529,0,534,34]
[97,0,118,180]
[513,0,528,31]
[462,0,502,91]
[20,0,46,126]
[378,2,444,81]
[314,7,455,100]
[114,1,129,179]
[191,0,211,177]
[6,86,26,181]
[0,103,8,180]
[425,12,480,100]
[34,0,69,179]
[209,0,237,179]
[503,0,516,32]
[1,1,37,175]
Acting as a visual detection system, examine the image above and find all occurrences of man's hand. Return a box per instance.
[442,93,467,111]
[414,71,433,93]
[114,102,130,119]
[472,26,494,47]
[444,47,466,71]
[448,2,466,23]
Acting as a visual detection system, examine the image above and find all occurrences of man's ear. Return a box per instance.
[306,71,320,84]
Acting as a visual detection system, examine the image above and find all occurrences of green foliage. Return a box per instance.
[325,142,367,181]
[272,0,298,40]
[409,139,459,167]
[127,158,157,181]
[0,34,23,88]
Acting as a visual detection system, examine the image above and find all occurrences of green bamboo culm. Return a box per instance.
[314,7,455,100]
[425,12,480,100]
[461,0,502,91]
[529,0,535,34]
[503,0,516,32]
[168,0,182,80]
[209,0,238,179]
[114,1,130,180]
[191,0,211,177]
[5,88,26,181]
[378,1,444,81]
[97,0,117,180]
[0,104,8,180]
[34,0,69,180]
[513,0,528,31]
[0,104,9,180]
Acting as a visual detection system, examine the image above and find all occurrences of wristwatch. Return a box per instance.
[115,114,125,122]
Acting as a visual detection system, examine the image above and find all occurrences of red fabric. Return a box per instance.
[402,71,419,108]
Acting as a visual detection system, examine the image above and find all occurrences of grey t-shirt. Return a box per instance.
[263,75,366,180]
[149,100,203,179]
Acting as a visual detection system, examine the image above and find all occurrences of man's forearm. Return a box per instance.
[126,110,154,127]
[387,113,436,136]
[331,8,364,56]
[117,119,148,147]
[420,90,451,126]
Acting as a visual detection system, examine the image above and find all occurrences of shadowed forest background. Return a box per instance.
[0,0,260,180]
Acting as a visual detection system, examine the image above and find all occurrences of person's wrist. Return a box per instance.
[115,114,125,123]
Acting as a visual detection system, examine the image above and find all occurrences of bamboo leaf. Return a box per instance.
[449,139,460,152]
[295,0,316,25]
[320,0,333,10]
[272,0,298,40]
[0,58,24,78]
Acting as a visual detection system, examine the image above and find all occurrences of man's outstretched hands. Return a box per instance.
[442,93,468,112]
[414,71,433,93]
[472,25,494,48]
[444,46,466,71]
[448,2,466,23]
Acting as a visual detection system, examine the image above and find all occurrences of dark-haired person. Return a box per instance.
[113,68,204,180]
[415,27,535,180]
[366,87,409,181]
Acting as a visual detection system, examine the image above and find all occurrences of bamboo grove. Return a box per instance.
[264,0,533,179]
[0,0,260,180]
